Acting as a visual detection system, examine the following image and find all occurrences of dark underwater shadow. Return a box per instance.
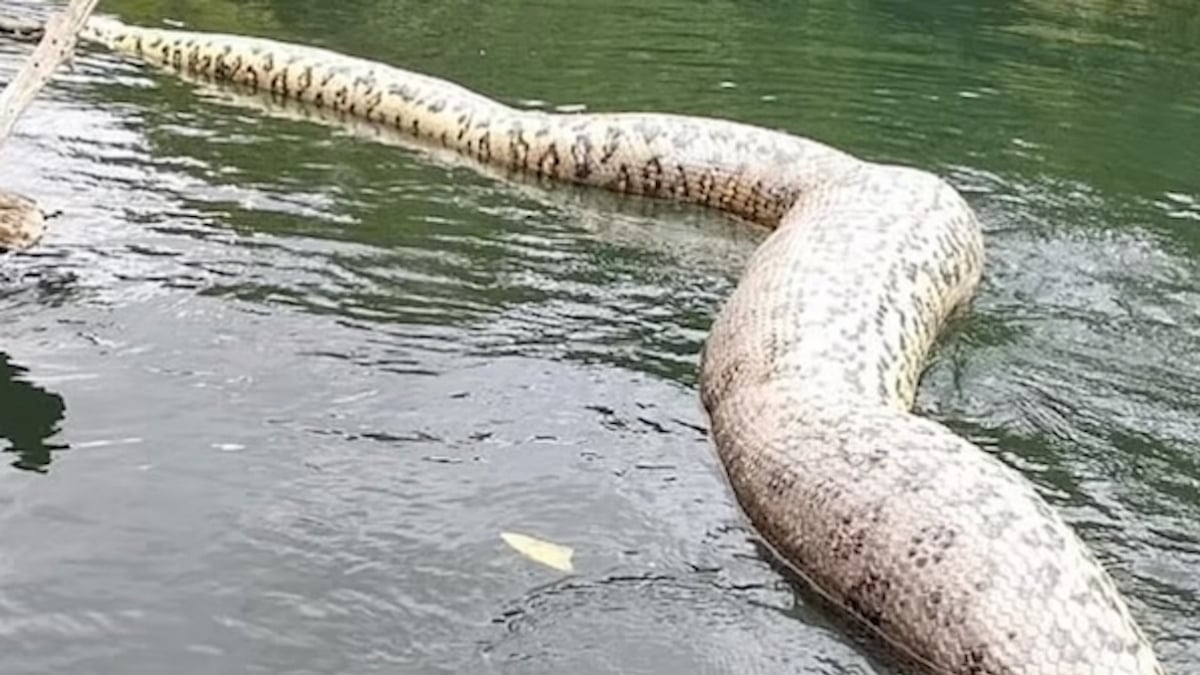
[0,352,67,473]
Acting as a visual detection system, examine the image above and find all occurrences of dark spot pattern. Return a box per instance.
[78,16,1165,675]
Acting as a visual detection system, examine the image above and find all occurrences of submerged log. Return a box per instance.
[0,0,102,252]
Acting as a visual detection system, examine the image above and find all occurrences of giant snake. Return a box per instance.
[2,14,1167,674]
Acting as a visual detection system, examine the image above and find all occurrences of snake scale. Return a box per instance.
[20,14,1167,674]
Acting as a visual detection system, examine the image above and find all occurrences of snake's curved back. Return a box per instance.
[69,15,1166,674]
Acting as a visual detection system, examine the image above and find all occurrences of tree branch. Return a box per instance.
[0,0,102,251]
[0,0,101,147]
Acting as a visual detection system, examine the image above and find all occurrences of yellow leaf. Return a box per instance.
[500,531,575,573]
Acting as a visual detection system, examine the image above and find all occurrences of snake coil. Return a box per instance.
[8,14,1166,674]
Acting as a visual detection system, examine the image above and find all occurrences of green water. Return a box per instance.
[0,0,1197,672]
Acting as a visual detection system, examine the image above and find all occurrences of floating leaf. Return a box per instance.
[501,531,574,573]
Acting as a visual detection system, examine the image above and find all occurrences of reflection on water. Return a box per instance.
[0,352,66,472]
[0,0,1197,672]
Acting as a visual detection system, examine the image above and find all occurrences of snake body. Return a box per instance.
[62,16,1165,674]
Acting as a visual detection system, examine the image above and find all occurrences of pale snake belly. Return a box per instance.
[14,15,1166,674]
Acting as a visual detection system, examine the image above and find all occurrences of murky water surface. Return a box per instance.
[0,0,1197,672]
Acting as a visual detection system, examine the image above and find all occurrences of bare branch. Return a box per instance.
[0,0,102,251]
[0,0,102,148]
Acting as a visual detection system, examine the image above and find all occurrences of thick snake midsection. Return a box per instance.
[74,16,1165,674]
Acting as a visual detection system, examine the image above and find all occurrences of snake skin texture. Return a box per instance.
[70,16,1165,674]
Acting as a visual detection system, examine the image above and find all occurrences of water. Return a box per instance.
[0,0,1197,672]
